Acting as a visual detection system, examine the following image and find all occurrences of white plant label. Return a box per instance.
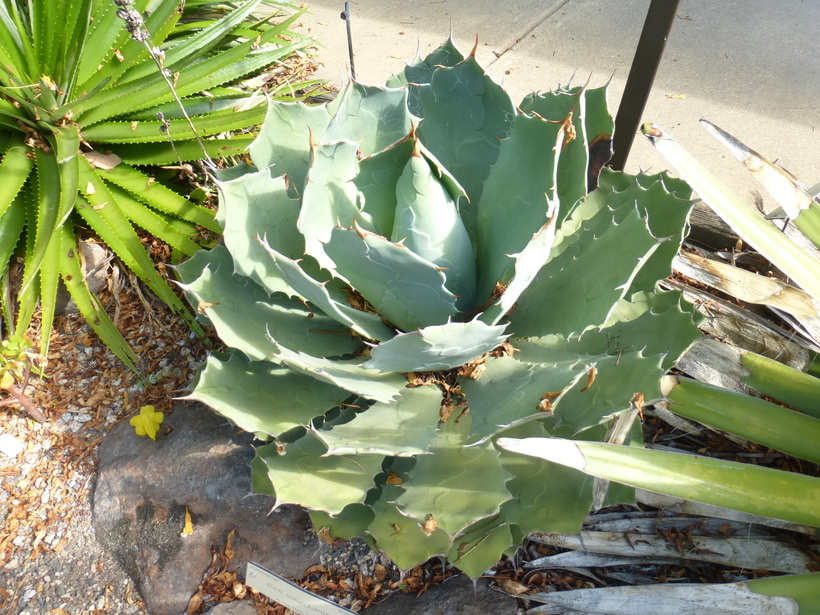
[246,562,356,615]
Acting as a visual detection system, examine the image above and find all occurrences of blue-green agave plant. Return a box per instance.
[176,40,701,576]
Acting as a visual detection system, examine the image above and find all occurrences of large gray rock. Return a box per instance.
[364,575,520,615]
[94,403,326,615]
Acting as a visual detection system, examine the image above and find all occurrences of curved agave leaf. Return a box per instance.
[446,516,513,579]
[255,238,395,342]
[367,484,453,571]
[190,351,349,436]
[365,320,508,373]
[322,82,413,157]
[416,55,516,213]
[397,439,513,536]
[314,385,442,456]
[392,138,476,311]
[257,433,384,514]
[298,140,374,271]
[325,226,458,331]
[269,339,407,404]
[475,112,564,301]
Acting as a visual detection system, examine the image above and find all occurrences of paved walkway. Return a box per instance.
[293,0,819,198]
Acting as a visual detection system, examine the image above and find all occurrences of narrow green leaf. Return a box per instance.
[82,106,267,143]
[57,224,137,370]
[748,573,820,614]
[109,135,253,166]
[94,163,219,231]
[662,375,820,464]
[0,135,34,221]
[497,437,820,527]
[0,195,25,276]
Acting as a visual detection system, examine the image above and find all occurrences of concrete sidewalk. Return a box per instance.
[293,0,819,199]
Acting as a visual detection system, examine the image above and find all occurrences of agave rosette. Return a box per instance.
[177,40,700,575]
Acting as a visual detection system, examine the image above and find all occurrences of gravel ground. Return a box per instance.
[0,269,207,615]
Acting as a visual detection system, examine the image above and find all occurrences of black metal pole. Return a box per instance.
[609,0,681,170]
[341,2,356,80]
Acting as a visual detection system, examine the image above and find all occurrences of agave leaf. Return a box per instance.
[355,138,415,236]
[323,82,413,157]
[219,168,303,293]
[496,437,820,527]
[315,385,443,456]
[447,516,513,579]
[190,351,350,436]
[367,484,452,571]
[386,37,464,116]
[392,138,476,311]
[309,504,376,542]
[499,427,594,536]
[475,112,564,301]
[179,244,360,359]
[662,375,820,464]
[257,433,384,514]
[365,320,509,373]
[325,226,458,332]
[397,440,513,536]
[254,238,394,342]
[461,355,584,443]
[249,100,333,196]
[642,123,820,300]
[298,140,374,271]
[599,290,702,370]
[480,215,558,326]
[269,340,407,404]
[509,207,658,337]
[520,87,589,219]
[416,55,516,232]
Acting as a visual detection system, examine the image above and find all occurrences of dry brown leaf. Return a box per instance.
[496,577,530,595]
[83,150,122,170]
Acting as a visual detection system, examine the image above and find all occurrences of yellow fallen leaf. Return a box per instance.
[666,93,686,99]
[130,405,164,440]
[181,507,193,536]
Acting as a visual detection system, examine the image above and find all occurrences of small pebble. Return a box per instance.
[0,433,25,457]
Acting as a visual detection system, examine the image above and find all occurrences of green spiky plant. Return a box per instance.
[176,40,702,576]
[0,0,314,370]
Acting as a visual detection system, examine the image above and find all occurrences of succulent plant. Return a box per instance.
[0,0,314,369]
[177,40,700,576]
